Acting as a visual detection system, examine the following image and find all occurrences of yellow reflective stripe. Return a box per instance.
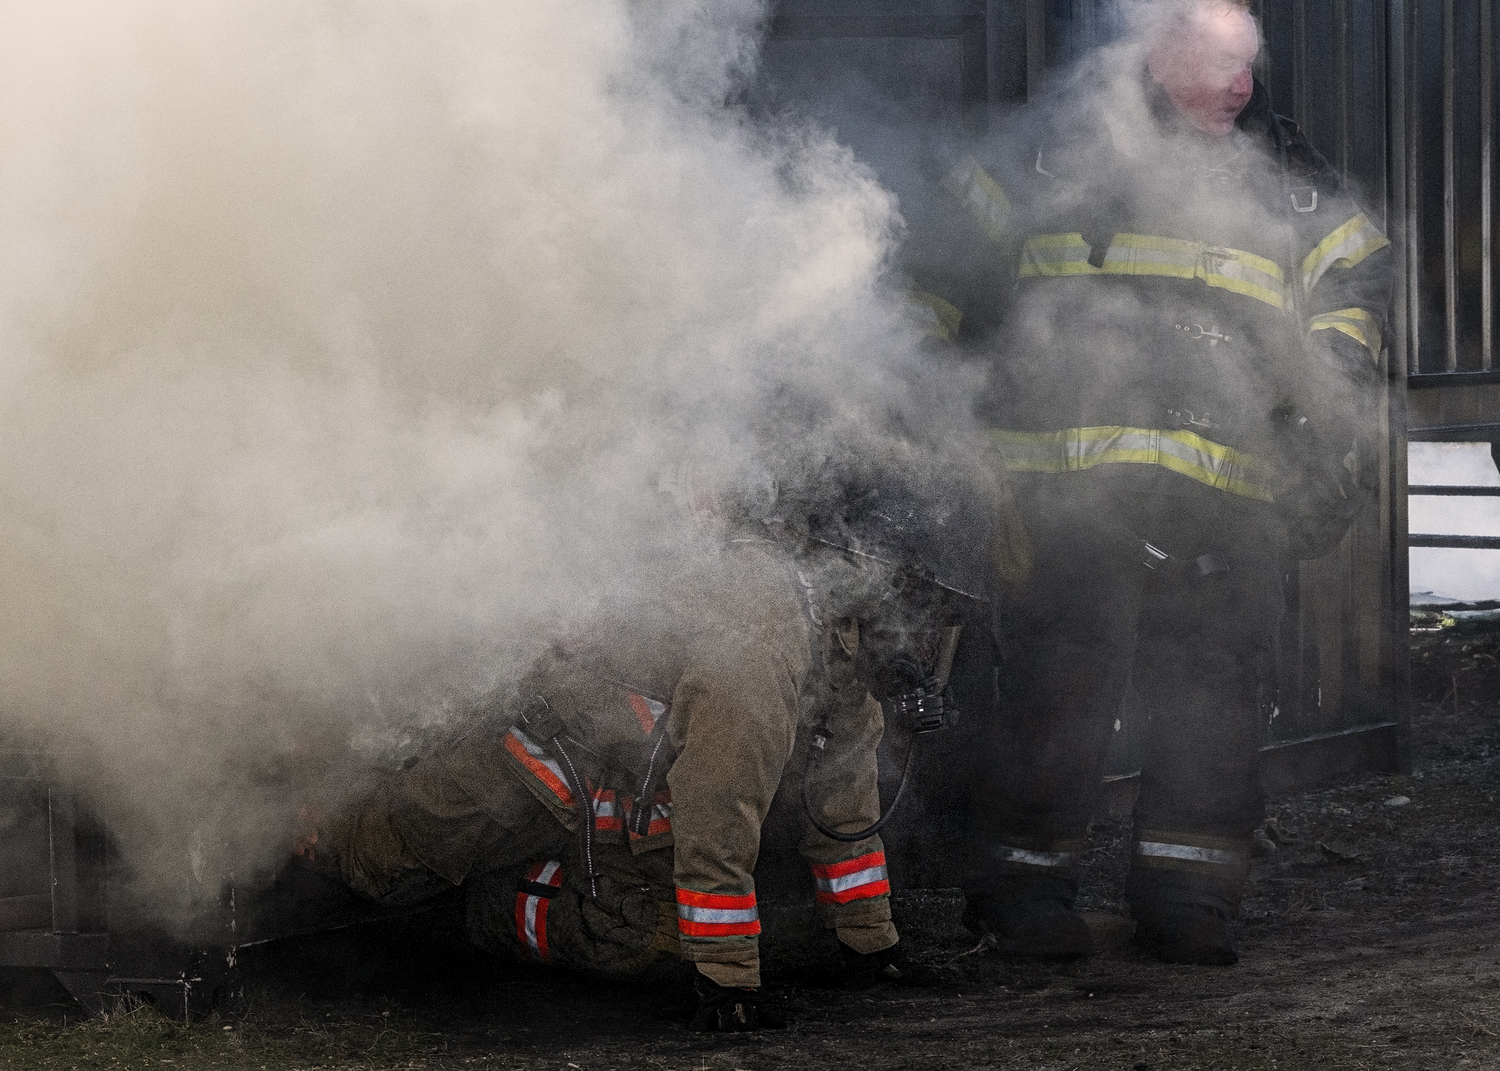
[1309,306,1383,363]
[1019,233,1286,309]
[1301,212,1390,292]
[944,158,1011,244]
[989,426,1275,502]
[908,289,963,342]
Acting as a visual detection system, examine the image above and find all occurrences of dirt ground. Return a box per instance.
[4,620,1500,1070]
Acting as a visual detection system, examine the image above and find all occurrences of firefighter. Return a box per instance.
[295,481,968,1028]
[903,0,1393,964]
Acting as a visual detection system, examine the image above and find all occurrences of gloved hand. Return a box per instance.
[1269,410,1373,560]
[689,973,783,1031]
[292,803,324,861]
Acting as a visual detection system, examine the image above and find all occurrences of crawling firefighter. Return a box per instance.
[295,474,986,1029]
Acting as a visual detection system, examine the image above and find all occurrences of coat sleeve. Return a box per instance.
[1288,131,1394,440]
[900,150,1026,347]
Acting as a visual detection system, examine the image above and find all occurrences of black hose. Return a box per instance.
[800,724,920,844]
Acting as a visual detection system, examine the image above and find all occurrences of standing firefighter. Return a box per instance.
[296,482,967,1028]
[907,0,1392,964]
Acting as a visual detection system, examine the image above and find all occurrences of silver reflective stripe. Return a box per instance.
[522,896,542,955]
[993,846,1082,869]
[677,903,759,926]
[814,863,889,896]
[508,726,570,788]
[522,860,562,956]
[1135,841,1247,869]
[638,696,667,725]
[1301,212,1390,292]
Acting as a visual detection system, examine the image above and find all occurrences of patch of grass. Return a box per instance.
[0,995,472,1071]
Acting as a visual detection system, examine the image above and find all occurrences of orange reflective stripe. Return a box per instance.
[627,693,657,733]
[810,851,891,905]
[503,728,576,807]
[515,859,564,962]
[592,788,621,833]
[624,790,673,839]
[675,888,761,938]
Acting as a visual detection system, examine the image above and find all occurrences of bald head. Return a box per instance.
[1145,1,1259,136]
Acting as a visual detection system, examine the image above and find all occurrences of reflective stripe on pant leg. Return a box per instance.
[986,840,1087,877]
[1133,830,1250,881]
[809,850,891,906]
[675,887,760,940]
[514,859,564,962]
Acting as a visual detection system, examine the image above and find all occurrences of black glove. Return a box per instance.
[1270,410,1373,560]
[689,974,784,1032]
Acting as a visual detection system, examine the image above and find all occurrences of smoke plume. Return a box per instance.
[0,0,966,908]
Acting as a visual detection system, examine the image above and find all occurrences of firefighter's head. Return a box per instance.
[1143,0,1259,137]
[783,477,984,705]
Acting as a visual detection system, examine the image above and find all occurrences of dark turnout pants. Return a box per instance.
[970,481,1286,914]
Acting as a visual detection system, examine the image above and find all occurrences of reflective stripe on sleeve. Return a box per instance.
[503,727,576,807]
[945,157,1012,243]
[909,289,964,342]
[627,692,666,734]
[514,859,564,962]
[675,888,761,939]
[1019,233,1286,308]
[990,426,1275,502]
[1309,306,1383,363]
[1134,830,1250,877]
[810,851,891,906]
[1301,212,1390,293]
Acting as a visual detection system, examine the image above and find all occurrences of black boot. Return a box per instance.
[1129,874,1241,966]
[689,974,787,1031]
[964,877,1093,961]
[1132,900,1238,965]
[840,939,941,987]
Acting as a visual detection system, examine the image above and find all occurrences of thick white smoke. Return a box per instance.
[0,1,955,906]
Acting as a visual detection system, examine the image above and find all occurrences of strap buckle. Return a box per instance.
[1174,322,1233,346]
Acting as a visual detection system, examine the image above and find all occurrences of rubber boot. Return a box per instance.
[964,875,1093,961]
[1128,871,1242,966]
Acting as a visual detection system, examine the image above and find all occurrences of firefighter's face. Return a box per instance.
[1147,4,1259,137]
[855,613,945,703]
[847,567,953,702]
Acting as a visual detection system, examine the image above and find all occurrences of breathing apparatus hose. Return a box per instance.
[801,727,920,844]
[800,625,962,844]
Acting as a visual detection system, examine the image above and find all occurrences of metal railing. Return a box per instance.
[1405,0,1497,375]
[1409,484,1500,549]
